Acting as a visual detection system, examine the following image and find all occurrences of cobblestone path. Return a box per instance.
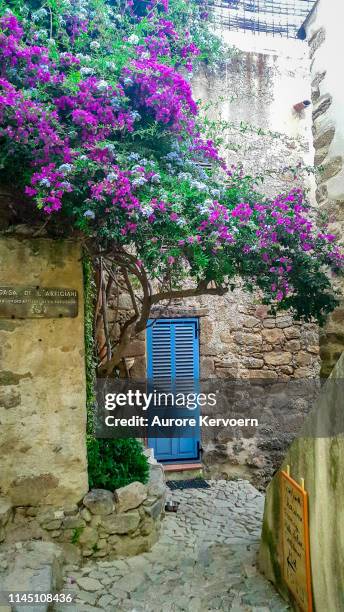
[58,480,289,612]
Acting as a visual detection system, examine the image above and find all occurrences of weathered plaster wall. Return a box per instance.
[259,352,344,611]
[0,237,88,506]
[304,0,344,377]
[192,42,314,183]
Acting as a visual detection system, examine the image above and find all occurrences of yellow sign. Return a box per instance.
[281,468,312,612]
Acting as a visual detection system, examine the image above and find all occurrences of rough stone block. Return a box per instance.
[285,340,301,352]
[147,465,166,500]
[83,490,114,515]
[199,356,215,377]
[243,316,260,328]
[78,527,98,548]
[264,352,292,366]
[296,351,313,367]
[63,516,86,530]
[319,156,343,182]
[313,94,332,121]
[101,510,140,534]
[262,328,284,344]
[80,508,92,522]
[309,27,326,58]
[115,482,147,512]
[200,318,214,345]
[283,327,301,340]
[42,519,63,531]
[314,126,335,151]
[143,497,165,521]
[233,332,262,348]
[147,482,166,500]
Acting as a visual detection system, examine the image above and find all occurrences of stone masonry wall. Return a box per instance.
[0,236,88,506]
[0,464,166,562]
[304,0,344,377]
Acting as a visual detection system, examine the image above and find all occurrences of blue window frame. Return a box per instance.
[146,318,200,462]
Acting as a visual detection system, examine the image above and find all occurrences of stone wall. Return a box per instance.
[304,0,344,377]
[0,236,88,506]
[258,352,344,610]
[0,464,166,562]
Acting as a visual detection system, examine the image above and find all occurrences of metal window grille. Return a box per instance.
[207,0,316,38]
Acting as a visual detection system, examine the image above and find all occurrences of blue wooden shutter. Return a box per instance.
[147,318,199,381]
[147,318,200,462]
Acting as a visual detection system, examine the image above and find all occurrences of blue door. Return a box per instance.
[147,318,200,462]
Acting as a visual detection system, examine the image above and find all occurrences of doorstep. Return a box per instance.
[163,462,203,481]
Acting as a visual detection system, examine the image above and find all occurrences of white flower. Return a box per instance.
[97,79,108,91]
[58,163,73,174]
[178,172,192,181]
[32,8,47,22]
[132,177,147,187]
[197,199,212,214]
[128,153,140,162]
[106,172,118,181]
[128,34,140,45]
[76,53,91,61]
[80,67,94,76]
[131,111,141,121]
[90,41,100,50]
[190,180,208,192]
[84,210,96,219]
[211,188,221,197]
[151,174,161,184]
[35,29,47,39]
[141,205,154,217]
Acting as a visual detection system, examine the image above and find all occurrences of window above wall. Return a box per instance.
[207,0,317,38]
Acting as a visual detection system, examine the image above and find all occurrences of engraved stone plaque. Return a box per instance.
[0,286,78,318]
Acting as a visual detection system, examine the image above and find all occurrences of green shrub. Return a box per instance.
[87,437,149,491]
